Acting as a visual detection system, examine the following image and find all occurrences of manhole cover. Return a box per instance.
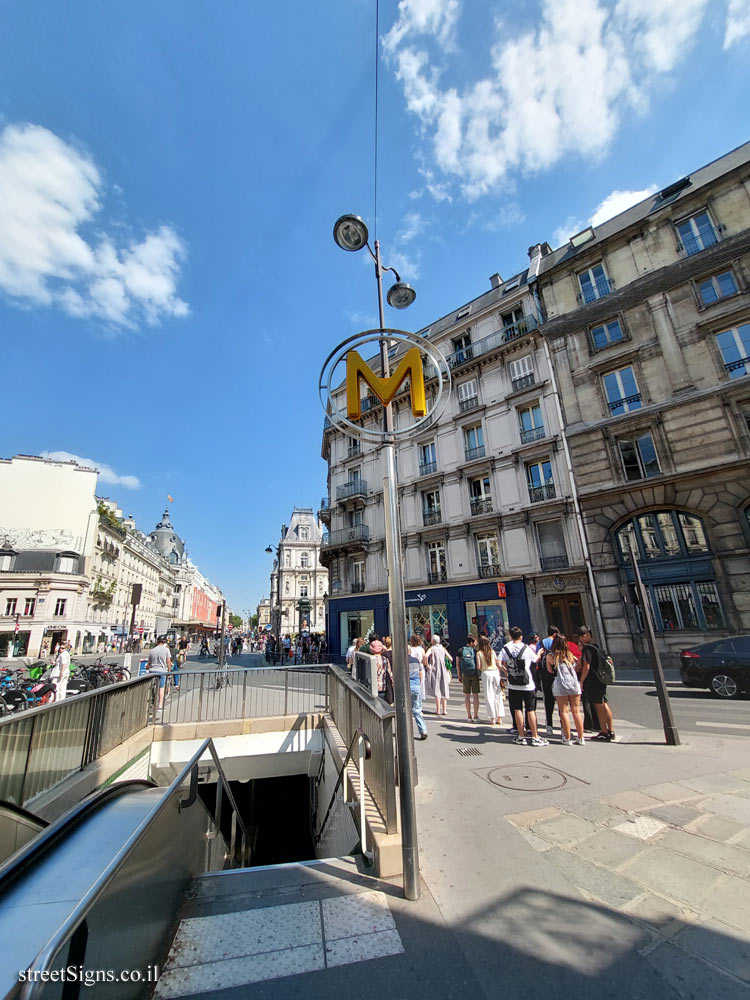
[487,763,567,792]
[457,747,483,757]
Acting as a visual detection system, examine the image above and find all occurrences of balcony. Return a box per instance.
[577,278,615,305]
[478,564,501,578]
[428,570,447,584]
[528,483,557,503]
[443,315,540,370]
[347,443,361,458]
[419,460,437,476]
[520,425,546,444]
[351,582,366,593]
[470,497,493,516]
[337,479,367,501]
[678,225,719,256]
[725,357,750,377]
[607,393,642,415]
[541,555,569,572]
[459,396,480,413]
[360,395,381,413]
[464,445,486,462]
[423,509,442,526]
[321,525,370,549]
[511,373,535,392]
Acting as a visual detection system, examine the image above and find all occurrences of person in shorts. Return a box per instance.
[576,625,616,741]
[501,627,548,747]
[456,636,480,721]
[146,635,172,713]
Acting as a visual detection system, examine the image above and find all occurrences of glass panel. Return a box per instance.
[340,609,374,655]
[592,264,609,297]
[579,271,595,302]
[656,512,680,556]
[674,583,699,629]
[607,319,623,343]
[697,582,725,629]
[537,520,567,558]
[698,277,718,304]
[477,534,499,565]
[591,323,609,349]
[465,600,509,648]
[654,585,679,630]
[619,439,642,480]
[638,514,661,558]
[638,433,660,478]
[616,523,636,562]
[678,513,708,554]
[716,271,737,297]
[619,366,638,398]
[694,211,717,248]
[407,604,448,643]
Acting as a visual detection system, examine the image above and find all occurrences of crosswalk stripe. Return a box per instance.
[695,720,750,730]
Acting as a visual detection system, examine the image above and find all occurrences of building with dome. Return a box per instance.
[269,507,328,636]
[149,509,186,566]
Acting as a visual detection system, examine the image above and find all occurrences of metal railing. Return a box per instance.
[520,425,546,444]
[478,564,501,578]
[464,445,486,461]
[315,730,372,863]
[337,479,367,501]
[160,666,328,725]
[322,524,370,548]
[608,393,642,414]
[678,226,719,256]
[528,483,557,503]
[0,675,155,807]
[541,555,569,571]
[428,570,447,584]
[511,372,535,392]
[459,396,479,413]
[418,460,437,476]
[577,277,615,305]
[351,582,365,593]
[725,356,750,376]
[422,509,442,526]
[470,497,493,515]
[443,315,540,370]
[319,497,330,510]
[327,666,397,834]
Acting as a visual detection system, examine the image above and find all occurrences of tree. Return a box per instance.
[229,614,243,628]
[250,614,259,629]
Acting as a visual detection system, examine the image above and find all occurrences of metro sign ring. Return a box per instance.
[319,329,451,442]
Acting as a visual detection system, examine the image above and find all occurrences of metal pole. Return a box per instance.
[218,601,226,672]
[628,537,680,746]
[374,239,420,901]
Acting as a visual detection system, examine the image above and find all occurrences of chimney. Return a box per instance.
[489,273,502,288]
[528,242,552,259]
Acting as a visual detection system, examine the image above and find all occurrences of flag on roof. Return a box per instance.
[167,494,174,503]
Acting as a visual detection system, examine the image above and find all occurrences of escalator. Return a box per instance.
[0,739,250,1000]
[0,800,48,865]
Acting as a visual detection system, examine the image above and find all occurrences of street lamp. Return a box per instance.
[265,544,283,658]
[333,213,420,901]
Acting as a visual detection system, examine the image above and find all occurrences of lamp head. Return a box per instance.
[386,281,416,310]
[265,546,273,554]
[333,214,369,252]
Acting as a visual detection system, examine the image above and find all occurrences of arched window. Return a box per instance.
[614,510,723,632]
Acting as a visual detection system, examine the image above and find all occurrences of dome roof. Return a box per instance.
[149,509,185,564]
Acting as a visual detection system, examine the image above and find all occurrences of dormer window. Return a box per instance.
[56,552,79,574]
[0,547,16,572]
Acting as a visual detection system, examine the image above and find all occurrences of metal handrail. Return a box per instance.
[20,737,250,998]
[315,729,370,846]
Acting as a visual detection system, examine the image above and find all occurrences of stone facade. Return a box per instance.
[269,508,328,635]
[537,141,750,666]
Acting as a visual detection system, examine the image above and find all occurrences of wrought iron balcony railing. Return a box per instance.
[528,483,557,503]
[321,524,370,548]
[350,582,366,593]
[459,396,480,413]
[469,497,493,516]
[607,393,642,415]
[419,460,437,476]
[464,445,486,462]
[678,226,719,256]
[478,564,501,578]
[725,356,750,377]
[577,277,615,305]
[520,425,546,444]
[337,479,367,501]
[428,570,447,584]
[540,555,569,572]
[511,373,535,392]
[423,510,442,526]
[443,315,540,370]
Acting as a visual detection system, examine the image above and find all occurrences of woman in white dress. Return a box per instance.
[477,636,505,725]
[425,635,450,715]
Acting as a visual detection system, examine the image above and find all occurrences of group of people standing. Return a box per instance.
[348,624,616,747]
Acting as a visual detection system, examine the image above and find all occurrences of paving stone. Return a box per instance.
[574,829,651,870]
[675,918,750,983]
[702,793,750,826]
[659,829,750,879]
[681,773,750,796]
[613,816,669,841]
[734,829,750,850]
[644,940,750,1000]
[516,827,552,852]
[605,790,663,813]
[642,781,704,804]
[505,806,561,828]
[701,877,750,936]
[542,847,644,908]
[623,893,700,932]
[728,768,750,782]
[620,848,723,904]
[647,804,705,828]
[531,812,598,846]
[689,813,749,844]
[567,798,627,825]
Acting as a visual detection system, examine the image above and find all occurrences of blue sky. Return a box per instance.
[0,0,748,614]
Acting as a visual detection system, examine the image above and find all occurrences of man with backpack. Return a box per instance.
[576,625,616,741]
[456,635,480,722]
[501,627,548,747]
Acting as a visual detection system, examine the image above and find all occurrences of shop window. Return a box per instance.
[465,599,508,647]
[407,603,448,643]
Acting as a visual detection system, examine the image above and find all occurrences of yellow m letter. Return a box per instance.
[346,347,426,420]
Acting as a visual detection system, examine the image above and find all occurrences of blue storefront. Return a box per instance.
[327,579,531,661]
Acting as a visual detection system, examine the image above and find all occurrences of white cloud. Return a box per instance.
[552,185,658,247]
[385,0,716,199]
[725,0,750,47]
[396,212,427,244]
[0,123,189,327]
[39,450,141,489]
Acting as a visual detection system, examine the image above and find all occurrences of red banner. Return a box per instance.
[497,583,506,598]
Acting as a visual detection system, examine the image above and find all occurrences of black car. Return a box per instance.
[679,636,750,699]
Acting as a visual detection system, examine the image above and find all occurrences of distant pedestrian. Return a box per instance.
[502,627,548,747]
[576,626,616,741]
[50,641,72,700]
[477,635,504,725]
[345,636,362,670]
[456,636,480,722]
[408,635,428,740]
[536,625,559,736]
[425,635,450,716]
[146,635,172,714]
[545,634,584,745]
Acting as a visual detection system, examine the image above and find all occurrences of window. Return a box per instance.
[508,355,534,391]
[676,210,718,256]
[451,332,472,365]
[54,598,67,617]
[422,489,441,525]
[56,554,78,573]
[716,324,750,378]
[603,366,642,414]
[464,424,485,460]
[300,552,310,568]
[518,403,545,443]
[527,459,555,502]
[536,521,569,571]
[24,598,36,616]
[458,378,479,412]
[300,586,308,598]
[346,438,360,458]
[426,541,447,581]
[5,598,17,616]
[476,533,500,573]
[617,432,660,480]
[469,476,492,515]
[502,307,526,336]
[616,510,709,563]
[678,513,708,555]
[351,560,365,588]
[654,583,699,630]
[348,509,363,527]
[0,550,15,571]
[591,317,624,350]
[418,441,437,475]
[578,263,611,304]
[697,270,737,305]
[300,526,310,540]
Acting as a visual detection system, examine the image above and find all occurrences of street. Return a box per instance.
[610,681,750,741]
